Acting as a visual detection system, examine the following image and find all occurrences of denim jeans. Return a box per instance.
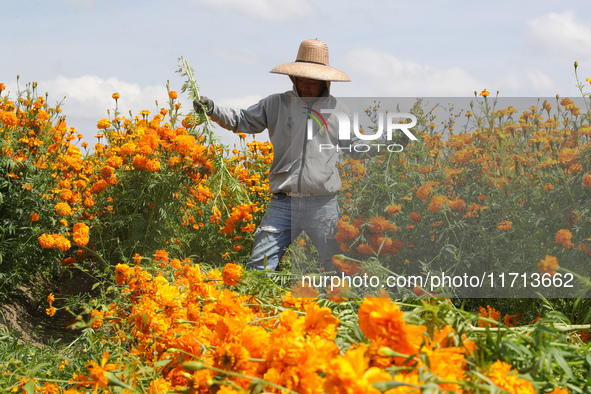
[247,193,341,272]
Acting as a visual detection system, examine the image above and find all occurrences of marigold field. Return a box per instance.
[2,63,591,394]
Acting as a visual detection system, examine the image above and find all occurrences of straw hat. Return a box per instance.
[270,39,350,82]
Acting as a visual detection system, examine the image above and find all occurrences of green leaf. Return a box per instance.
[553,352,574,380]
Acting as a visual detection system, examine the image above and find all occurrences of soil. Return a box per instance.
[0,269,101,348]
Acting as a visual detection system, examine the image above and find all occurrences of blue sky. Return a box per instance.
[3,0,591,146]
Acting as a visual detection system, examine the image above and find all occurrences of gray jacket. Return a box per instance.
[209,84,372,195]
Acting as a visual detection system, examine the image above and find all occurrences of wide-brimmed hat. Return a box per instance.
[270,39,350,82]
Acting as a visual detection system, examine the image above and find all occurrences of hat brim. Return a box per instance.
[270,62,351,82]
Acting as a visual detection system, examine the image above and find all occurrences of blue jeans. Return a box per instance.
[247,193,341,272]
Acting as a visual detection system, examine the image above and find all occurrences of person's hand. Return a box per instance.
[193,97,214,115]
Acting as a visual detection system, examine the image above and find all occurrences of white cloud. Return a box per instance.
[211,46,261,66]
[217,94,264,109]
[39,75,167,120]
[342,48,483,96]
[526,11,591,64]
[525,69,559,94]
[193,0,315,21]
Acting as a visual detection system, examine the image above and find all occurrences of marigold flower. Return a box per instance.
[90,309,104,330]
[73,222,90,246]
[555,229,573,249]
[503,313,521,327]
[53,234,71,251]
[478,305,500,327]
[538,255,559,276]
[428,195,446,213]
[38,233,55,249]
[222,263,243,286]
[583,173,591,188]
[147,378,173,394]
[46,306,56,317]
[114,263,131,285]
[97,118,111,130]
[497,221,512,230]
[480,89,490,97]
[168,90,178,100]
[112,92,120,100]
[54,202,73,216]
[409,212,421,223]
[486,360,536,394]
[416,183,433,200]
[30,212,39,222]
[386,204,401,214]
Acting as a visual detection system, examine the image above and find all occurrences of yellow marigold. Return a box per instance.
[54,202,73,216]
[583,173,591,188]
[538,255,559,277]
[486,360,535,394]
[97,118,111,130]
[453,149,472,164]
[222,263,243,286]
[497,221,512,230]
[324,344,390,394]
[46,306,56,317]
[112,92,120,100]
[147,378,172,394]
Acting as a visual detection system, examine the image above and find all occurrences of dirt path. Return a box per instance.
[0,270,99,348]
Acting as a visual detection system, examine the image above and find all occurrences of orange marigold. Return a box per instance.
[73,222,90,246]
[428,195,446,213]
[97,118,111,130]
[222,263,243,286]
[538,255,559,277]
[497,221,512,230]
[386,204,402,214]
[54,202,73,216]
[583,173,591,188]
[409,212,421,223]
[486,360,535,394]
[114,263,131,285]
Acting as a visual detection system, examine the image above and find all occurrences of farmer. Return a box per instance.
[194,39,371,273]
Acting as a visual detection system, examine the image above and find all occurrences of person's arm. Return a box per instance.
[194,97,268,134]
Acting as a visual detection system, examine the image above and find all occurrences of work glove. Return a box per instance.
[193,97,214,116]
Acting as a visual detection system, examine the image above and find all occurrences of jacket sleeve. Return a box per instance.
[208,98,269,134]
